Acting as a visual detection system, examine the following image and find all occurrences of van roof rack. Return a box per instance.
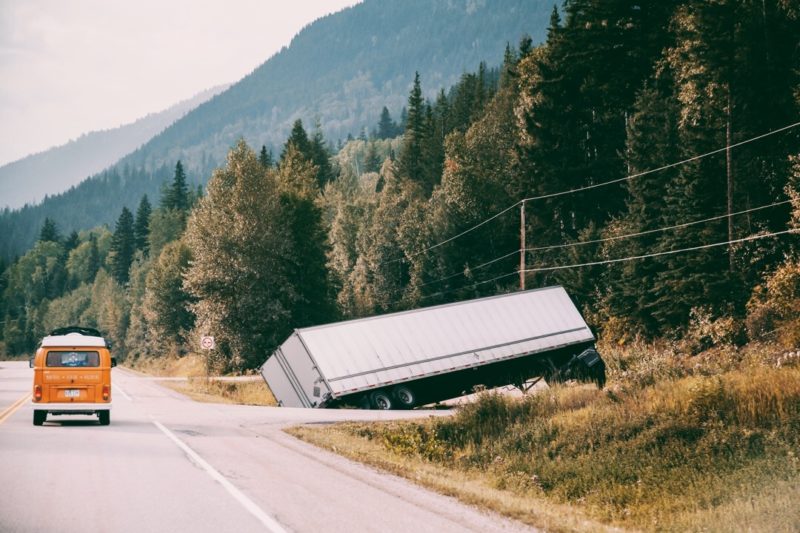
[48,326,104,338]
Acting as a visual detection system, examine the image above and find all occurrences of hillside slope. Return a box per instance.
[0,85,226,210]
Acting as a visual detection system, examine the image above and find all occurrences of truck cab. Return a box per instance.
[30,326,116,426]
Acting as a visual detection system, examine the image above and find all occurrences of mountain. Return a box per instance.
[0,85,227,210]
[120,0,553,172]
[0,0,554,260]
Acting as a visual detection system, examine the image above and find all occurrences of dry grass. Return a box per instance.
[124,353,207,377]
[125,353,276,406]
[288,423,617,533]
[290,341,800,532]
[163,378,276,406]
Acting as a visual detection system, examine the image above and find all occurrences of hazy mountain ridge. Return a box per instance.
[0,84,227,210]
[0,0,553,259]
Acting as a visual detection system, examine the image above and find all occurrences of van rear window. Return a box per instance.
[46,351,100,367]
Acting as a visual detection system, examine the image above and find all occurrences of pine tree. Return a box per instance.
[398,72,432,192]
[109,207,136,284]
[259,145,274,169]
[376,106,399,139]
[433,89,450,145]
[143,241,195,348]
[515,1,674,263]
[350,161,422,314]
[86,236,100,282]
[667,0,799,279]
[134,195,152,257]
[277,144,337,327]
[162,161,190,214]
[600,76,681,335]
[364,141,381,174]
[309,123,335,187]
[281,119,312,163]
[64,231,80,253]
[39,218,60,243]
[419,75,519,303]
[500,43,518,88]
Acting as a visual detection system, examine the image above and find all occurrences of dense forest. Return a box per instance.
[2,0,798,370]
[0,0,554,261]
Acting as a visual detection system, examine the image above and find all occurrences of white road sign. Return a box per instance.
[200,336,215,350]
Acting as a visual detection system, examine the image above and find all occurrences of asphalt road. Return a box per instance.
[0,361,535,533]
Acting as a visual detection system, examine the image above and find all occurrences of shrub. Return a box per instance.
[683,306,745,354]
[746,259,800,346]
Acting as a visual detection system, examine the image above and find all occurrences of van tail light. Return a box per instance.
[102,385,110,401]
[34,385,42,402]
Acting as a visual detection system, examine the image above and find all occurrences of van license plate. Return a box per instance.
[64,389,80,398]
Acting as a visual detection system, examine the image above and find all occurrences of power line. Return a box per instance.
[389,228,798,309]
[524,199,793,253]
[416,200,790,292]
[384,120,800,266]
[383,267,518,311]
[417,271,518,301]
[417,248,520,288]
[408,184,791,289]
[381,202,519,266]
[521,229,799,274]
[520,120,800,203]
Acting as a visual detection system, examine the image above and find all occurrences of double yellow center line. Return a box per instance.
[0,393,30,425]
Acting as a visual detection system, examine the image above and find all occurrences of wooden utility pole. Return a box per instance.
[726,91,734,272]
[520,200,526,290]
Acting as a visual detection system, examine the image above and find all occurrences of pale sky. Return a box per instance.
[0,0,360,166]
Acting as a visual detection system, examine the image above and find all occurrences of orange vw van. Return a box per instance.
[30,326,116,426]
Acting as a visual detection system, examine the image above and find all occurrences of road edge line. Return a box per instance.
[0,393,30,425]
[151,420,290,533]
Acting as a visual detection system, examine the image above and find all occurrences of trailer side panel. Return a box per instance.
[298,286,593,397]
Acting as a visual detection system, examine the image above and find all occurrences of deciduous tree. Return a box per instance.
[184,140,295,371]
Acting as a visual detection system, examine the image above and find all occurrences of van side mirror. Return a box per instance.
[29,357,34,369]
[111,357,117,368]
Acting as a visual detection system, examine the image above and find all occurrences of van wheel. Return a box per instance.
[392,385,416,409]
[33,410,46,426]
[98,411,110,426]
[370,390,393,410]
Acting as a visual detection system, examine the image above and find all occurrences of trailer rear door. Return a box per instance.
[260,333,329,408]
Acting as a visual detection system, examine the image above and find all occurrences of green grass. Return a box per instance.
[289,342,800,531]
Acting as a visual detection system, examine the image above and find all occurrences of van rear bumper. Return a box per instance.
[31,402,111,414]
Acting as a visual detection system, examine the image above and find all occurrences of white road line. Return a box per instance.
[115,385,133,401]
[152,420,290,533]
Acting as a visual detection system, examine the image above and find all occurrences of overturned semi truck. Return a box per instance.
[260,286,605,410]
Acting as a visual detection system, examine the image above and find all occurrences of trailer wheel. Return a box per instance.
[392,385,416,409]
[370,390,393,410]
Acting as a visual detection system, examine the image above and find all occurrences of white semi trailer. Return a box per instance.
[260,286,605,409]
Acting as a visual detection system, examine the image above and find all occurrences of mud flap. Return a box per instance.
[547,348,606,389]
[574,348,606,388]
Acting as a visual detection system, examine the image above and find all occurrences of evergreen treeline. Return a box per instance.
[2,0,799,366]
